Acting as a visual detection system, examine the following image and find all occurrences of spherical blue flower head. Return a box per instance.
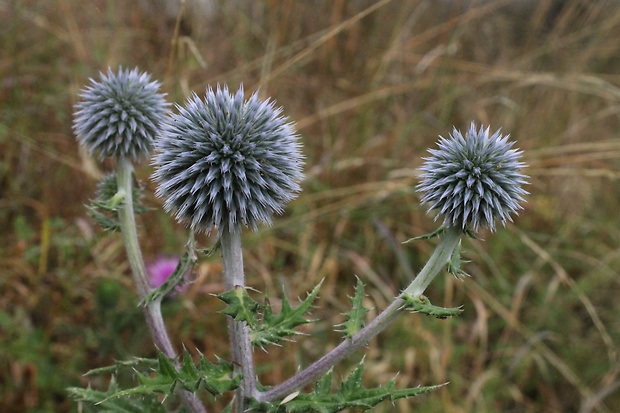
[73,67,169,161]
[417,123,528,232]
[152,85,304,233]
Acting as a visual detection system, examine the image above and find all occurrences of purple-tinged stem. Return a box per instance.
[257,226,462,403]
[220,226,258,411]
[116,157,206,413]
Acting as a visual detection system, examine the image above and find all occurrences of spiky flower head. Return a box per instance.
[73,67,168,161]
[417,123,528,232]
[152,85,304,233]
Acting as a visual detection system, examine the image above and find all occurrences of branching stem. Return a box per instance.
[257,226,462,403]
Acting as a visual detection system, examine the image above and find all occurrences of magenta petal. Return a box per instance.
[146,256,187,290]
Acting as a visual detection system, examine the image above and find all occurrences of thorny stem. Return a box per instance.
[220,227,258,411]
[257,226,462,403]
[116,158,207,413]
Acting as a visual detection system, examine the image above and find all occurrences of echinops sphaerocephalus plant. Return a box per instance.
[71,66,530,413]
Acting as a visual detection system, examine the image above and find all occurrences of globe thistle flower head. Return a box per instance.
[417,123,528,232]
[73,67,169,161]
[153,85,304,234]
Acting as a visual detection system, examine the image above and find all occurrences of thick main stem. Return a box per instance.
[220,227,257,411]
[257,226,462,403]
[116,158,206,413]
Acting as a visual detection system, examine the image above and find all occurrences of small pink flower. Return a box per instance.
[146,256,188,291]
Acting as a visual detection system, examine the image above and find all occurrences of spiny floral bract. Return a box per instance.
[73,67,168,160]
[152,85,304,233]
[417,122,528,232]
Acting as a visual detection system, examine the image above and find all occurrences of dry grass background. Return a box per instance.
[1,0,620,412]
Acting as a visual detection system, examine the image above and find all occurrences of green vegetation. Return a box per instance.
[1,0,619,411]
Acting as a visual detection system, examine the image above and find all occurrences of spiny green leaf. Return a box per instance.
[140,249,194,305]
[75,349,240,407]
[94,353,179,404]
[446,241,471,279]
[87,205,121,231]
[251,280,323,349]
[197,353,241,395]
[140,237,219,306]
[96,173,149,213]
[180,348,201,390]
[217,286,263,328]
[401,294,463,319]
[94,173,125,211]
[339,277,369,338]
[67,376,167,413]
[315,370,333,396]
[84,357,159,376]
[250,361,443,412]
[402,225,446,243]
[119,370,174,399]
[158,351,179,379]
[87,173,149,231]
